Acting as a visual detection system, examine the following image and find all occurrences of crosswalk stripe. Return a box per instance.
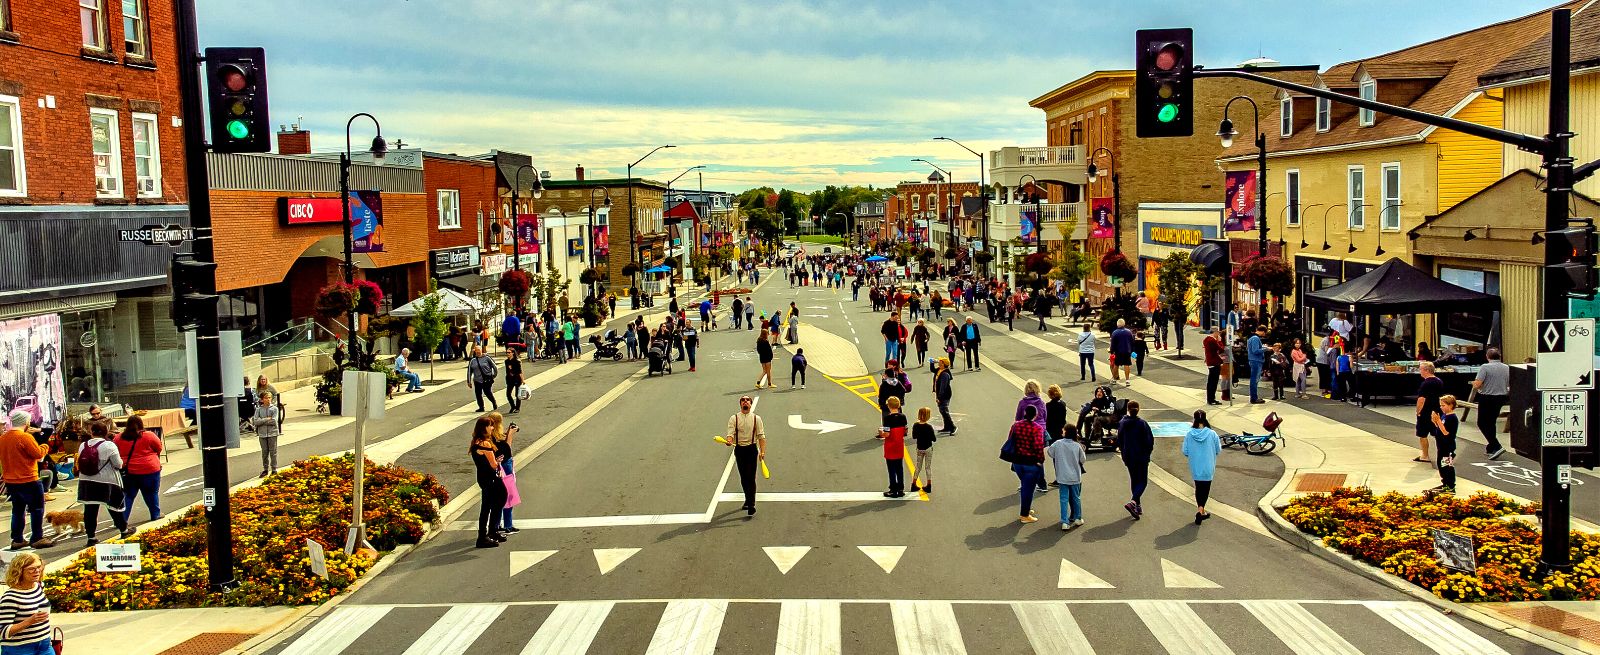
[776,599,841,655]
[1130,600,1234,655]
[1241,600,1362,655]
[520,601,613,655]
[645,599,728,655]
[279,606,390,655]
[1013,603,1095,655]
[890,600,967,655]
[1366,601,1511,655]
[400,604,504,655]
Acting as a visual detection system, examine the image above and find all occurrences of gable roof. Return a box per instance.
[1304,258,1501,315]
[1479,2,1600,86]
[1355,60,1457,80]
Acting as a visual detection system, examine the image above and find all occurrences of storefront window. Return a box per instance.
[1439,267,1499,353]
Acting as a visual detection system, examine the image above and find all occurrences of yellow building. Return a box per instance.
[1217,4,1558,347]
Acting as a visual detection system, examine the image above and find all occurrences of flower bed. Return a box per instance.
[1281,487,1600,602]
[47,455,449,611]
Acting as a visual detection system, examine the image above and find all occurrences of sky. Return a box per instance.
[197,0,1559,193]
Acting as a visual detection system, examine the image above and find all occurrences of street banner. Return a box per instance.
[1224,170,1257,232]
[515,214,540,255]
[1089,197,1115,239]
[350,190,384,253]
[592,224,609,258]
[1020,206,1037,245]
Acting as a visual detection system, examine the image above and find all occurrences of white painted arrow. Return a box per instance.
[788,415,855,434]
[165,476,203,495]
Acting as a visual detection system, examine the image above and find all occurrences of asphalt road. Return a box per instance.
[260,275,1553,655]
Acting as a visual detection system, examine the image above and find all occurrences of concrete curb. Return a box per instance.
[1254,494,1589,655]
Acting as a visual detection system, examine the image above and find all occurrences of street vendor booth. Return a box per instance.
[1305,258,1500,403]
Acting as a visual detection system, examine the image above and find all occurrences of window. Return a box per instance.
[1285,169,1300,226]
[122,0,148,58]
[1280,97,1293,137]
[1316,97,1331,132]
[0,95,22,196]
[130,112,159,197]
[1,0,12,33]
[90,108,121,197]
[80,0,106,50]
[437,189,461,229]
[1347,166,1365,230]
[926,194,936,214]
[1359,80,1376,126]
[1380,163,1401,230]
[910,195,919,212]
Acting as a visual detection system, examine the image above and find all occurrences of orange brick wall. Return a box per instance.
[211,189,428,291]
[423,155,497,251]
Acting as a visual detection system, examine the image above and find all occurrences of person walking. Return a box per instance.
[909,406,936,494]
[1291,338,1311,399]
[683,323,699,372]
[250,389,281,478]
[1318,332,1338,396]
[1,411,51,549]
[1076,328,1097,381]
[1117,401,1154,520]
[467,347,498,412]
[876,360,911,427]
[1152,305,1170,350]
[1045,384,1068,446]
[74,419,129,546]
[394,348,423,393]
[723,395,767,516]
[1413,361,1446,465]
[755,330,776,389]
[878,397,908,497]
[1109,319,1134,385]
[504,349,524,414]
[880,312,902,367]
[1006,405,1046,524]
[790,348,807,389]
[1182,410,1221,525]
[1246,325,1268,404]
[1471,348,1510,460]
[933,357,956,435]
[961,317,982,371]
[0,553,53,655]
[1132,329,1149,377]
[116,415,163,526]
[731,296,744,330]
[744,296,756,331]
[1428,395,1460,494]
[470,415,508,548]
[1048,425,1086,530]
[911,319,930,368]
[1016,380,1050,493]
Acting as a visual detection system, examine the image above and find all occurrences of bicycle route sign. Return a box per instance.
[1537,318,1595,390]
[1541,390,1589,447]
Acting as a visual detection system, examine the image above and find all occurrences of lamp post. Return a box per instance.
[508,164,544,279]
[628,145,675,309]
[1018,174,1046,255]
[667,165,705,284]
[340,114,388,346]
[829,212,849,252]
[935,136,988,275]
[1297,203,1323,249]
[1086,147,1122,254]
[1319,203,1346,251]
[1218,96,1269,259]
[588,187,611,298]
[911,158,948,252]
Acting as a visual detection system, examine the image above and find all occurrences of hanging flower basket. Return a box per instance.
[973,251,994,265]
[352,280,384,315]
[1024,252,1054,276]
[1100,250,1137,280]
[498,269,532,298]
[579,268,601,284]
[621,262,641,277]
[919,247,937,261]
[943,247,958,259]
[1239,255,1295,295]
[314,283,359,319]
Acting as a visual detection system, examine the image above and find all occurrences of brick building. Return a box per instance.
[884,176,980,247]
[540,168,666,296]
[0,0,193,411]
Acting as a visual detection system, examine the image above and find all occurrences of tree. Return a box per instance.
[529,258,568,314]
[1156,251,1200,357]
[744,207,785,247]
[409,280,447,382]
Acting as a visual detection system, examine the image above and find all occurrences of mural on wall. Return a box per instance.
[0,315,66,428]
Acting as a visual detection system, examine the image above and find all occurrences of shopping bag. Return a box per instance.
[502,473,521,508]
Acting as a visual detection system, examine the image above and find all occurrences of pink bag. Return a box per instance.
[502,473,521,508]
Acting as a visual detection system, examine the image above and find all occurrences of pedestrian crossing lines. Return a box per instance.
[272,599,1514,655]
[823,373,928,500]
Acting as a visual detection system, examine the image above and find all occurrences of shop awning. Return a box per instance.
[436,271,500,294]
[390,288,486,317]
[1304,257,1500,316]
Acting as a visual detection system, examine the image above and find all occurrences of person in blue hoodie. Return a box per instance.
[1246,325,1268,404]
[1181,410,1221,526]
[1116,401,1155,520]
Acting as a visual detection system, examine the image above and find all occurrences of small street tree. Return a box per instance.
[409,280,447,382]
[1156,251,1200,357]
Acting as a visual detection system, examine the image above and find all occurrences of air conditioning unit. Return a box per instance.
[138,177,156,194]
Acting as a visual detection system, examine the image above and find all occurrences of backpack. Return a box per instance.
[78,438,106,476]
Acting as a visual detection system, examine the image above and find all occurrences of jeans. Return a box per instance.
[1249,363,1263,401]
[884,340,896,366]
[2,640,55,655]
[259,436,278,473]
[687,344,697,369]
[886,458,904,493]
[8,480,43,543]
[964,343,980,369]
[84,501,127,537]
[506,378,522,412]
[1477,394,1507,453]
[1059,483,1082,523]
[627,341,638,359]
[1125,460,1149,504]
[734,444,760,508]
[1079,353,1096,380]
[501,456,516,528]
[852,288,860,301]
[121,471,161,523]
[474,380,497,411]
[938,401,954,432]
[745,313,754,330]
[1012,463,1042,515]
[399,370,421,391]
[733,313,742,330]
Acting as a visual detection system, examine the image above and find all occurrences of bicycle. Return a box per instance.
[1220,412,1286,455]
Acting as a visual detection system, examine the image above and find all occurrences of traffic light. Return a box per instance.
[1135,28,1194,138]
[169,253,218,331]
[205,47,270,153]
[1546,221,1598,298]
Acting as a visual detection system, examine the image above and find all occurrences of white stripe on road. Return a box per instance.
[1057,558,1115,589]
[1241,600,1361,655]
[1013,603,1095,655]
[645,599,728,655]
[401,604,504,655]
[777,599,841,655]
[890,600,967,655]
[1367,601,1510,655]
[1130,600,1234,655]
[715,492,921,503]
[279,606,390,655]
[521,601,613,655]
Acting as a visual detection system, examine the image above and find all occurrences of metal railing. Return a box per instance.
[989,145,1084,168]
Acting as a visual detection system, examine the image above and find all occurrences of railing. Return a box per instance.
[989,145,1084,168]
[993,202,1083,224]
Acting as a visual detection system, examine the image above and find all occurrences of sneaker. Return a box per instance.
[801,384,806,389]
[1049,481,1061,488]
[1071,519,1084,528]
[489,532,506,543]
[1488,448,1506,460]
[1061,523,1072,531]
[1019,515,1038,524]
[503,526,521,534]
[1124,501,1138,519]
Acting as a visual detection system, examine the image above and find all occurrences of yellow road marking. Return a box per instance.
[824,374,929,501]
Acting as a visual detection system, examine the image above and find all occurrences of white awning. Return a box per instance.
[0,292,119,321]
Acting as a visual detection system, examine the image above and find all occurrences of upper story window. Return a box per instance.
[1347,166,1365,230]
[80,0,108,51]
[1359,80,1376,126]
[1316,97,1331,132]
[123,0,149,58]
[90,108,121,197]
[1285,170,1300,226]
[1380,163,1402,230]
[131,112,160,197]
[1279,97,1293,137]
[0,95,23,197]
[438,189,461,229]
[911,195,920,212]
[1,0,13,33]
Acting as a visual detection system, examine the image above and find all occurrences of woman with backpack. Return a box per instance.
[76,419,130,545]
[116,415,163,526]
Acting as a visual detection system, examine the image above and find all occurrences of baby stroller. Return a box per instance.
[589,330,624,362]
[646,338,673,376]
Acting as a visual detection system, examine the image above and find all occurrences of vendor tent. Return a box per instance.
[389,288,486,317]
[644,265,672,274]
[865,255,889,262]
[1304,258,1499,316]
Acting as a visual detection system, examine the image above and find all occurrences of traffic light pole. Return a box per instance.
[1190,10,1595,571]
[173,0,237,592]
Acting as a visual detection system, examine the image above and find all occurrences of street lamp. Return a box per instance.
[1297,203,1324,249]
[1086,147,1122,252]
[829,212,850,251]
[627,145,675,309]
[1018,174,1047,255]
[1217,96,1269,259]
[667,165,705,284]
[338,111,384,555]
[588,187,611,298]
[911,158,948,252]
[934,136,988,275]
[509,164,544,276]
[1319,203,1347,251]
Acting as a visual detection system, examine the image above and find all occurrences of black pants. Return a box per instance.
[474,381,497,411]
[478,477,507,538]
[506,377,522,412]
[1194,480,1212,508]
[1126,461,1149,504]
[1205,365,1221,403]
[792,363,807,386]
[915,344,927,366]
[1477,394,1507,453]
[1317,363,1331,390]
[964,343,980,369]
[83,502,127,537]
[886,458,904,493]
[1436,436,1457,488]
[1079,353,1096,380]
[938,401,954,433]
[734,444,760,508]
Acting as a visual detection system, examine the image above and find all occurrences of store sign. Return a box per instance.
[1296,256,1339,277]
[432,246,479,276]
[279,197,344,225]
[568,238,584,257]
[1344,260,1381,280]
[481,253,507,276]
[1541,391,1589,446]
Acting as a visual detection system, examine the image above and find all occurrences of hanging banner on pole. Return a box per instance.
[1020,206,1037,245]
[349,191,384,253]
[515,214,540,255]
[1089,198,1115,239]
[1224,171,1257,232]
[592,224,609,258]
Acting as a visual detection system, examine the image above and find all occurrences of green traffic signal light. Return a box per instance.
[226,119,251,140]
[1157,103,1180,123]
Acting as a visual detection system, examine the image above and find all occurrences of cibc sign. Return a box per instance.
[278,197,346,226]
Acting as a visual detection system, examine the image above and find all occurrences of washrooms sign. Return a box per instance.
[1537,318,1595,390]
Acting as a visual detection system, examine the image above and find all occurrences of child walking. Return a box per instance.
[791,348,808,389]
[909,407,936,494]
[1429,394,1460,494]
[1047,425,1086,530]
[878,397,907,497]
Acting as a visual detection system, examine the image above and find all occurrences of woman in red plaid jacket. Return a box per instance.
[1009,405,1047,524]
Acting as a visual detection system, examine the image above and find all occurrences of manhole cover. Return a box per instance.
[1496,606,1600,645]
[156,632,255,655]
[1293,472,1348,493]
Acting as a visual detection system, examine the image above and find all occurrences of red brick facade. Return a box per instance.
[423,154,496,251]
[885,181,980,241]
[210,189,428,292]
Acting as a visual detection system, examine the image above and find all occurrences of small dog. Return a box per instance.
[46,509,84,537]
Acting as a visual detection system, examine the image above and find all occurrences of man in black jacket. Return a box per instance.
[731,297,744,330]
[1117,401,1155,520]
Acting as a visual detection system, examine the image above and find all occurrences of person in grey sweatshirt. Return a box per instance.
[250,389,281,478]
[1047,425,1086,530]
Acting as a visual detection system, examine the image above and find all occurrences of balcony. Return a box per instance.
[988,145,1088,189]
[989,202,1088,243]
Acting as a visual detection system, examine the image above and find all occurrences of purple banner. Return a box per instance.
[515,214,540,255]
[1224,170,1257,232]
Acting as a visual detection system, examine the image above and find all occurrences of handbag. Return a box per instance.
[53,626,63,654]
[517,384,531,401]
[998,434,1019,463]
[502,473,521,508]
